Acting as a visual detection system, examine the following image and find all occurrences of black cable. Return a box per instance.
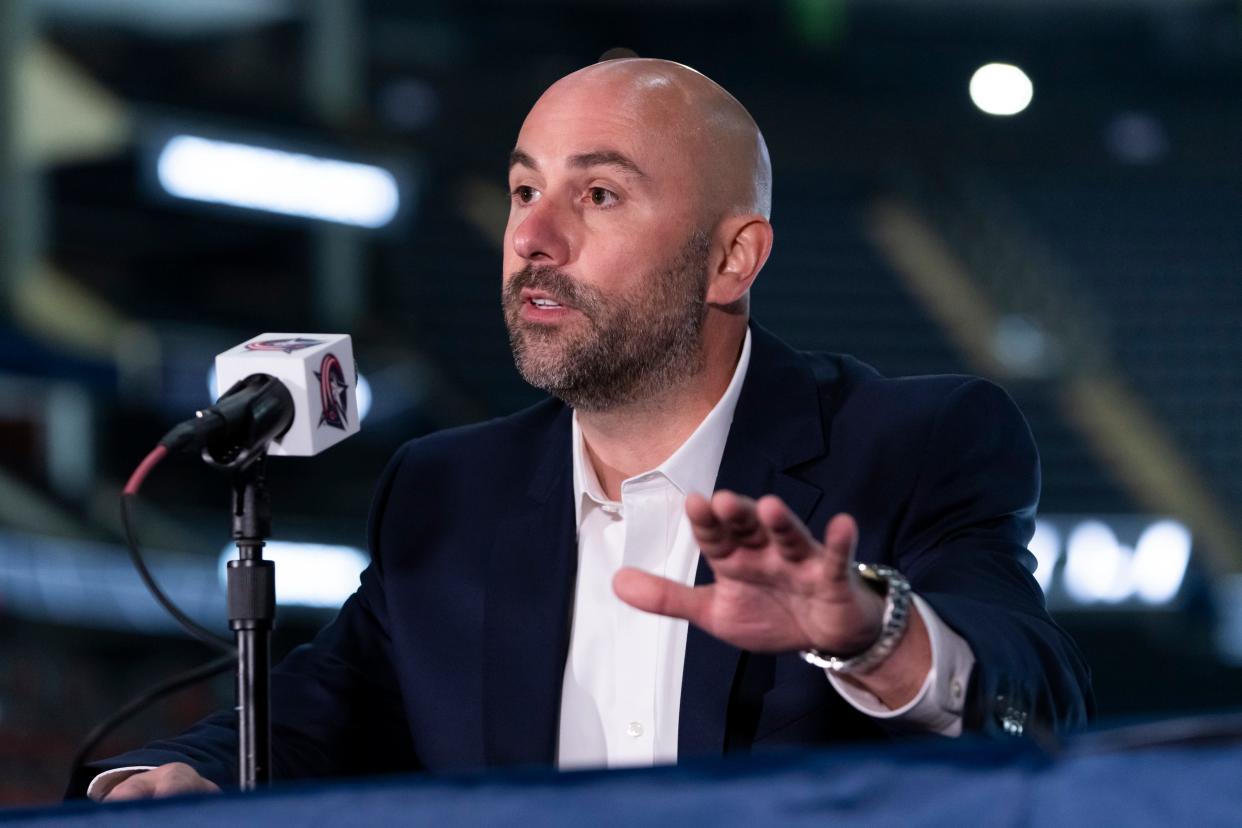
[69,654,235,787]
[66,464,242,796]
[119,493,235,654]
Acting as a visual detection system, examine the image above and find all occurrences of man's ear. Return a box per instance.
[706,216,774,309]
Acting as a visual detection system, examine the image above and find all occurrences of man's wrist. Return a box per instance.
[827,594,974,735]
[800,563,912,675]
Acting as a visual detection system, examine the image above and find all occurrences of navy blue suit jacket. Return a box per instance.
[87,323,1092,790]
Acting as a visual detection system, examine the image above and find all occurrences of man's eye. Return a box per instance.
[588,187,620,208]
[511,185,539,204]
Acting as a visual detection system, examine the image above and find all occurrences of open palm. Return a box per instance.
[613,490,884,655]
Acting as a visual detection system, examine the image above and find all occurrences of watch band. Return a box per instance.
[799,562,912,676]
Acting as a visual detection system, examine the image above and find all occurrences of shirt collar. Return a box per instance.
[571,328,753,527]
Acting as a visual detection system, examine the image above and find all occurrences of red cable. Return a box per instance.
[123,445,168,495]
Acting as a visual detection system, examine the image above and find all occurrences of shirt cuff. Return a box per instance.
[826,594,974,736]
[86,766,156,801]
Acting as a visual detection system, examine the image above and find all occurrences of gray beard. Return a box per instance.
[503,230,711,412]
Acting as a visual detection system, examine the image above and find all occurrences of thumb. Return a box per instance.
[613,567,709,624]
[822,513,859,579]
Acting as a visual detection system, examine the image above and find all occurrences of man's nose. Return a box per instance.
[511,199,571,266]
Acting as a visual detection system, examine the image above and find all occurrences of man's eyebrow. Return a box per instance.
[509,149,538,171]
[507,148,647,180]
[569,150,647,179]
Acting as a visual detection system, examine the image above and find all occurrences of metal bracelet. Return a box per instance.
[799,563,912,676]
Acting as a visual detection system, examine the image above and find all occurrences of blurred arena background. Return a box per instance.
[1,0,1240,806]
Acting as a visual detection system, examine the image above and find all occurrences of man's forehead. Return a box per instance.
[510,58,769,218]
[512,94,694,180]
[522,70,692,140]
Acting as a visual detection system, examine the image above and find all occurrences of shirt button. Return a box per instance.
[626,721,644,738]
[951,680,963,700]
[601,504,620,514]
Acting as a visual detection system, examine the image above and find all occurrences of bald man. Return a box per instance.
[84,60,1091,801]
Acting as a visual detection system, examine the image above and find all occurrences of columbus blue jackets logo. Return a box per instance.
[314,353,349,430]
[245,337,324,354]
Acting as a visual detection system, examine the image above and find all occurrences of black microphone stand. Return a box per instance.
[227,454,275,790]
[192,373,294,790]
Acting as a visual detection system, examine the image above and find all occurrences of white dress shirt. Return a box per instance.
[556,329,975,770]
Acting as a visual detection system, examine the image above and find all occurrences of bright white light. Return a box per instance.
[1131,520,1192,605]
[969,63,1034,116]
[207,364,219,401]
[157,135,400,228]
[356,373,372,422]
[1028,520,1060,592]
[218,541,368,608]
[1063,521,1131,604]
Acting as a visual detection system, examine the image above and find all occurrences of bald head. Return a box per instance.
[530,59,772,222]
[504,58,774,406]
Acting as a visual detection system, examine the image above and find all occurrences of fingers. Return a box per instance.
[689,491,820,563]
[687,491,770,558]
[686,491,861,590]
[684,492,725,550]
[102,772,158,802]
[103,763,220,802]
[755,495,818,561]
[821,513,860,583]
[613,567,710,625]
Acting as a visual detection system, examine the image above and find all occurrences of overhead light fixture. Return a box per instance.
[969,63,1034,117]
[1064,520,1131,604]
[1130,520,1192,605]
[1055,517,1192,607]
[218,541,368,608]
[157,135,400,228]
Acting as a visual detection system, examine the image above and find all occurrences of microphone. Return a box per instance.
[160,333,360,466]
[120,333,361,792]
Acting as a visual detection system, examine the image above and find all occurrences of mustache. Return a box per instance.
[504,265,600,314]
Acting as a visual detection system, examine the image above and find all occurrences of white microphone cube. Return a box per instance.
[214,333,360,457]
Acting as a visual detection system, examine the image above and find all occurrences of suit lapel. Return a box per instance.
[677,323,830,758]
[482,407,578,768]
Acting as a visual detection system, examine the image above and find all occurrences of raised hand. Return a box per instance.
[613,490,884,653]
[613,490,930,705]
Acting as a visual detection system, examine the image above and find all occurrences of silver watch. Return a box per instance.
[799,562,912,676]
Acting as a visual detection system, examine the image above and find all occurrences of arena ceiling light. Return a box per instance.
[1130,520,1192,605]
[218,541,368,608]
[40,0,295,36]
[969,63,1034,117]
[1059,518,1192,607]
[156,134,401,228]
[1063,521,1132,604]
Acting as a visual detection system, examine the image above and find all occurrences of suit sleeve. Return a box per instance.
[71,445,419,795]
[889,378,1094,738]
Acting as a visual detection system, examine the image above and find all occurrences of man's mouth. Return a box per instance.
[519,288,574,315]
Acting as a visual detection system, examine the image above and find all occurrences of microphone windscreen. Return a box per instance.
[215,334,360,457]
